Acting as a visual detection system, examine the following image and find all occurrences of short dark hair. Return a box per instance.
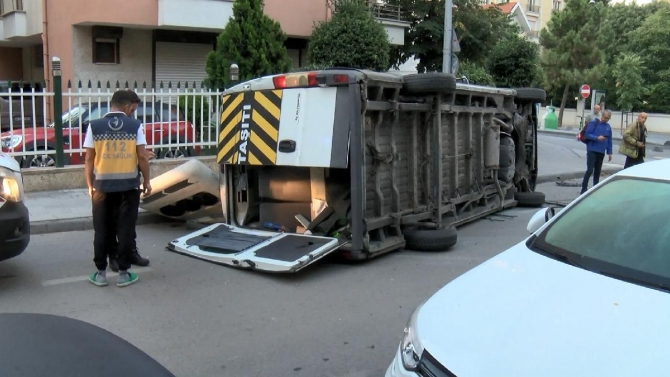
[110,89,141,107]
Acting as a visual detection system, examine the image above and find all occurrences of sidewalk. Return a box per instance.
[539,127,670,147]
[25,189,169,235]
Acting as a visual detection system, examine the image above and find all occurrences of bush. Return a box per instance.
[487,35,541,88]
[205,0,292,89]
[458,60,496,86]
[307,0,390,71]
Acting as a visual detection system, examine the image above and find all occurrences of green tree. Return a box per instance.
[626,6,670,113]
[205,0,292,89]
[308,0,390,71]
[458,60,495,86]
[540,0,611,127]
[592,2,662,109]
[487,35,541,88]
[388,0,519,72]
[611,53,645,112]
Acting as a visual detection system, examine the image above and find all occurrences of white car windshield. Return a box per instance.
[532,177,670,290]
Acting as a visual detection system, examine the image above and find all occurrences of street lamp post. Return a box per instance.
[52,57,64,168]
[229,63,239,87]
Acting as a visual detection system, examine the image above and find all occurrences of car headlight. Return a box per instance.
[1,135,22,149]
[401,302,425,371]
[0,167,24,202]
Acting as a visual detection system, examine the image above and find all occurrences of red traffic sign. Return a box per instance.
[580,84,591,99]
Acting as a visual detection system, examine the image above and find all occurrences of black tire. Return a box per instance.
[158,146,191,159]
[514,87,546,102]
[403,225,458,252]
[22,148,68,168]
[514,191,546,207]
[402,73,457,95]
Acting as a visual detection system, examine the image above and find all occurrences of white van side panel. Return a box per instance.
[275,88,338,167]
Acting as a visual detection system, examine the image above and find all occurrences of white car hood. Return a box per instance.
[418,241,670,377]
[0,152,21,172]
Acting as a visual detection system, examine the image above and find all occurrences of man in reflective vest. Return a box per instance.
[84,89,152,287]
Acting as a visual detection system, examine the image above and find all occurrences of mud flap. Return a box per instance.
[167,223,341,273]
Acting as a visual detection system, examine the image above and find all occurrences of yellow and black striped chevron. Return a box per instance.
[217,90,283,165]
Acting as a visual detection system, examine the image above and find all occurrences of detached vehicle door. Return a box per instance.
[168,70,358,273]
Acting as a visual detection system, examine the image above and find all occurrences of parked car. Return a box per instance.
[0,152,29,262]
[385,159,670,377]
[0,101,199,168]
[0,82,45,132]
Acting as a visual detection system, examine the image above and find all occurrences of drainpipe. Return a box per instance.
[41,0,51,123]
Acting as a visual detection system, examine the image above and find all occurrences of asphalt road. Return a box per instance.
[0,182,581,377]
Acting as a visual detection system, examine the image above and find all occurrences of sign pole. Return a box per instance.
[443,0,453,74]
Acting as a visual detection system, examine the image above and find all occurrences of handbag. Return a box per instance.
[578,120,595,144]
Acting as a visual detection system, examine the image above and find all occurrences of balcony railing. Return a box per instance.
[527,4,540,13]
[327,1,408,22]
[0,0,24,15]
[369,3,407,22]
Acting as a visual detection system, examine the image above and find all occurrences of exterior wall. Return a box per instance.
[72,26,153,85]
[22,0,43,37]
[158,0,234,31]
[264,0,329,37]
[0,47,22,80]
[539,107,670,134]
[44,0,157,87]
[21,45,43,83]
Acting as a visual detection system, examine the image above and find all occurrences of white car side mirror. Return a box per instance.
[527,207,560,234]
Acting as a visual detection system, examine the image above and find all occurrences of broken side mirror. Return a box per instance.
[526,206,561,234]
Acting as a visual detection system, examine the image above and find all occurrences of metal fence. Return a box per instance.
[0,81,223,168]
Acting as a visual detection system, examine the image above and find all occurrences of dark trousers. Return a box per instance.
[581,151,605,194]
[624,155,644,169]
[92,189,141,271]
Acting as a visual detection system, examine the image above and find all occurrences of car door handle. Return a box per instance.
[278,140,296,153]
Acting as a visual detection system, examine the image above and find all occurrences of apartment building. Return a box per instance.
[0,0,408,89]
[482,0,561,42]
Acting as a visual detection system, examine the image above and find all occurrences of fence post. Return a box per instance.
[52,56,64,168]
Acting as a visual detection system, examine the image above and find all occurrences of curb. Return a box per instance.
[538,129,669,147]
[536,166,621,185]
[30,211,176,236]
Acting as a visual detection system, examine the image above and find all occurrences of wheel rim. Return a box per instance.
[31,154,56,167]
[164,148,185,159]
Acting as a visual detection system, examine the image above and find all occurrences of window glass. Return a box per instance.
[539,178,670,280]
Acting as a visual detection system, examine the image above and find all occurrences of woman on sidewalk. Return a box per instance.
[581,110,613,194]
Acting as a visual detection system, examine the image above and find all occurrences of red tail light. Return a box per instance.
[333,74,348,83]
[272,72,318,89]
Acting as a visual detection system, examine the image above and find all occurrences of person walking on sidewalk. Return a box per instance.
[584,104,602,127]
[84,89,152,287]
[581,110,613,194]
[619,112,648,169]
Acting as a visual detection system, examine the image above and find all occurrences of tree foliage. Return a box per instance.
[487,35,541,87]
[457,60,495,86]
[612,53,645,112]
[205,0,292,89]
[540,0,611,126]
[308,0,390,71]
[388,0,519,72]
[626,6,670,113]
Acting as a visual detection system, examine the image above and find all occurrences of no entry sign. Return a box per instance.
[580,84,591,99]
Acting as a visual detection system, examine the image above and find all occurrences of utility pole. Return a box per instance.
[442,0,453,74]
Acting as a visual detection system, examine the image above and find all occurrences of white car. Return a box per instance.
[0,152,29,261]
[385,159,670,377]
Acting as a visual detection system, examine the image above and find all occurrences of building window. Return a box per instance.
[93,38,120,64]
[553,1,561,11]
[34,44,44,68]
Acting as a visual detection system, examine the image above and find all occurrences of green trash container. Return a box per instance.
[543,105,558,130]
